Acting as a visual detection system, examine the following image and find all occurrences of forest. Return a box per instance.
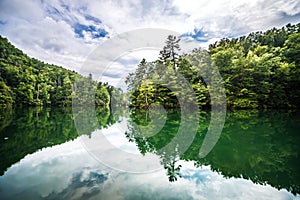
[1,23,299,110]
[126,23,300,109]
[0,36,124,108]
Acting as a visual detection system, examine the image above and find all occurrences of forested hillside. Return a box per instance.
[1,23,299,109]
[126,23,300,109]
[209,23,300,109]
[0,36,115,108]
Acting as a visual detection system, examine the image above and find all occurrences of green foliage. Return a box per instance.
[126,35,199,109]
[126,23,300,110]
[283,33,300,64]
[158,35,181,69]
[0,35,112,108]
[0,81,14,107]
[209,23,300,109]
[95,82,110,108]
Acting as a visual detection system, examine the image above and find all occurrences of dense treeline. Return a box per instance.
[209,23,300,109]
[0,36,118,108]
[126,23,300,109]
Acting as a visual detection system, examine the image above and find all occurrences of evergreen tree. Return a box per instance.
[159,35,181,70]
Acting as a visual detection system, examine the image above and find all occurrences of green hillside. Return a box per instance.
[126,23,300,109]
[0,36,111,108]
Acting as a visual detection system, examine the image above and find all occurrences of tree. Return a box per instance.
[0,81,14,107]
[0,35,114,108]
[283,33,300,65]
[126,23,300,110]
[159,35,181,70]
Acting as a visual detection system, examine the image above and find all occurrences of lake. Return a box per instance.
[0,107,299,200]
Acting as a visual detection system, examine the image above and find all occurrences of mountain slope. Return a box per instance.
[0,36,110,108]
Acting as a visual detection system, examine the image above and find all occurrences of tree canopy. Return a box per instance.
[126,23,300,109]
[0,36,115,108]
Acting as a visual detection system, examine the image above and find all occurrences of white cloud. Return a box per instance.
[95,50,160,89]
[0,0,44,21]
[172,0,300,37]
[0,139,298,200]
[0,0,299,85]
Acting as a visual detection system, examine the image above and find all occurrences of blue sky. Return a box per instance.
[0,0,299,86]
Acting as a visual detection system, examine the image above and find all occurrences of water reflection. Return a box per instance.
[126,109,300,194]
[0,139,297,200]
[44,170,108,200]
[0,107,121,175]
[0,108,299,199]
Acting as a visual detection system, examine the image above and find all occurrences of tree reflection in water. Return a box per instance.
[125,109,300,195]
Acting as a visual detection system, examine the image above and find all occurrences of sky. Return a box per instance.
[0,0,300,87]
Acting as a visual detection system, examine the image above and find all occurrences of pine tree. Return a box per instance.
[159,35,181,70]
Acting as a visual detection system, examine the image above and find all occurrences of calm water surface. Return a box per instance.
[0,107,299,200]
